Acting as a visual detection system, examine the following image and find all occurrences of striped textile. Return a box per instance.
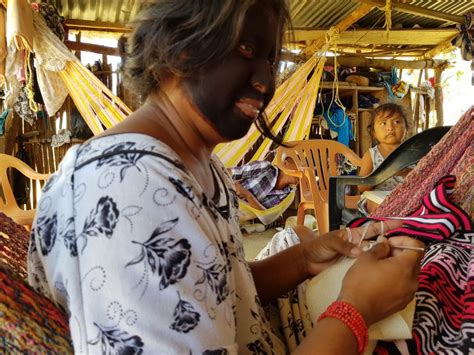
[347,175,472,243]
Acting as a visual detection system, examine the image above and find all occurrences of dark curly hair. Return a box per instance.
[124,0,291,145]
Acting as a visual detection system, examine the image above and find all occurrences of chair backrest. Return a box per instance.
[0,154,51,227]
[276,140,362,233]
[328,125,451,231]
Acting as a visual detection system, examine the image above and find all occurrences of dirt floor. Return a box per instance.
[242,228,276,261]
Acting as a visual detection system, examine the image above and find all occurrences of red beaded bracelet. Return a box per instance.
[317,300,368,354]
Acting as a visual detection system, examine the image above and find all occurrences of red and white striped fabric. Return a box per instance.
[348,175,472,243]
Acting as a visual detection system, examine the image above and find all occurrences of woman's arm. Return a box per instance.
[294,236,423,354]
[358,151,375,193]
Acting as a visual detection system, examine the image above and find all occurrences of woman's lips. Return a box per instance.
[235,99,263,120]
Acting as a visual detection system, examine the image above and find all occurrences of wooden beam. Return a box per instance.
[64,19,131,33]
[336,49,428,57]
[351,0,464,24]
[325,56,447,69]
[302,3,374,57]
[289,29,459,46]
[423,39,456,59]
[65,40,118,56]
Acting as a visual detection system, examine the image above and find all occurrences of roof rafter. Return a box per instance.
[302,3,374,57]
[351,0,465,24]
[288,28,459,46]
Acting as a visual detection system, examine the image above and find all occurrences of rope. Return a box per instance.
[323,28,347,129]
[24,51,39,113]
[384,0,392,40]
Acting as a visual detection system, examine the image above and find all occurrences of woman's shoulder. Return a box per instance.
[75,133,184,169]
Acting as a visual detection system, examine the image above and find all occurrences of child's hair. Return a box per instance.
[367,103,409,142]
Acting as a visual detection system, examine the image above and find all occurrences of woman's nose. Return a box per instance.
[251,60,275,96]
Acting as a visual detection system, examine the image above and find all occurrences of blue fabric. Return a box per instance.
[323,105,353,146]
[0,110,11,135]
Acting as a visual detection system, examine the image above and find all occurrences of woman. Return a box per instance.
[28,1,423,353]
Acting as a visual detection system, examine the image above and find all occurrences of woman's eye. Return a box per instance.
[238,43,255,58]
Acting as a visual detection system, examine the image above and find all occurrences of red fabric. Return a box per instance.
[370,108,474,354]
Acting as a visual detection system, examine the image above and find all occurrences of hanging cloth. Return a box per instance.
[451,12,473,61]
[31,10,74,115]
[6,0,33,51]
[322,105,353,146]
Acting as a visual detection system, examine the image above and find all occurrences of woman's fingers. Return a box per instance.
[347,220,404,244]
[388,237,425,276]
[362,236,390,260]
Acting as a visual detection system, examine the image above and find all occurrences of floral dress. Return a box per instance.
[28,133,285,354]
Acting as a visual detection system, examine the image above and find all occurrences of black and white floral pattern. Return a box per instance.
[170,292,201,333]
[89,323,144,354]
[28,134,284,354]
[35,214,58,255]
[126,218,192,291]
[77,196,119,252]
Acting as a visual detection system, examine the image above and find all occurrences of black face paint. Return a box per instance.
[183,3,280,141]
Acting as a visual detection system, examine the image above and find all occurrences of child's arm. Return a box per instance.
[358,151,374,193]
[235,181,266,210]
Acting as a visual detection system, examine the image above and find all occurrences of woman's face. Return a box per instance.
[183,3,281,141]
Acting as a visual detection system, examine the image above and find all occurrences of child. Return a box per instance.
[231,159,299,211]
[358,103,410,215]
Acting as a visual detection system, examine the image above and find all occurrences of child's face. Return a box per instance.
[373,112,406,145]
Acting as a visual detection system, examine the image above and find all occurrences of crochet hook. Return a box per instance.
[390,245,425,252]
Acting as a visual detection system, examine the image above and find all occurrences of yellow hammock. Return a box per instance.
[224,45,331,224]
[239,188,296,226]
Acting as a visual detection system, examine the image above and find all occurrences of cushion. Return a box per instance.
[345,75,370,87]
[0,262,73,353]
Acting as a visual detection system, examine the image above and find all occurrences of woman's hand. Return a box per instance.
[295,225,360,276]
[297,220,405,276]
[338,235,424,325]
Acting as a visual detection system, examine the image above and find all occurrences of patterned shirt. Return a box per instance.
[230,161,293,209]
[28,134,284,354]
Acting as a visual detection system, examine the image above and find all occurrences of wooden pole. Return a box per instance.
[351,0,464,24]
[434,67,444,127]
[65,19,131,33]
[424,69,430,130]
[413,69,423,132]
[324,56,446,70]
